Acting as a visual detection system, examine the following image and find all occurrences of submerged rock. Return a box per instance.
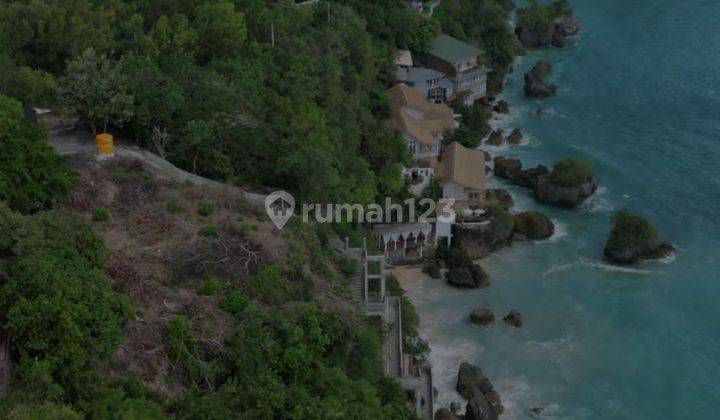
[503,310,523,328]
[470,308,495,326]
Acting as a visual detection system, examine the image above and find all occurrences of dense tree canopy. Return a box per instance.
[0,94,75,214]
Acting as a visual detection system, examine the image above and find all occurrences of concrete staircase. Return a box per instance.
[387,297,402,378]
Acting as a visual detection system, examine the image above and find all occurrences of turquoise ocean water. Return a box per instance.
[399,1,720,418]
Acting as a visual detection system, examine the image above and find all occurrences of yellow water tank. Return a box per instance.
[96,133,114,154]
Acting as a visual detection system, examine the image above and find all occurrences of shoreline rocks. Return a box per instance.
[493,156,598,207]
[513,211,555,240]
[457,362,503,420]
[524,60,557,98]
[508,128,523,145]
[435,247,491,289]
[486,129,504,146]
[604,237,675,264]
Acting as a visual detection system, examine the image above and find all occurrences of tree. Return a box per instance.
[194,2,247,63]
[0,94,75,214]
[550,157,595,187]
[57,48,133,134]
[0,206,133,399]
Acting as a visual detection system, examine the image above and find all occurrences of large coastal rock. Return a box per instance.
[457,363,503,420]
[446,265,490,289]
[436,247,491,289]
[524,61,557,98]
[517,14,580,48]
[493,156,521,179]
[535,174,598,207]
[604,210,675,264]
[604,237,675,264]
[470,308,495,326]
[494,156,598,207]
[454,217,514,259]
[514,211,555,240]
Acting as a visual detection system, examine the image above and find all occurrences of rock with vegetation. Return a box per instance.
[524,60,557,98]
[604,209,675,264]
[536,158,598,207]
[457,362,503,420]
[516,0,576,48]
[486,129,505,146]
[507,128,523,145]
[514,211,555,240]
[470,308,495,326]
[503,310,523,327]
[486,189,514,210]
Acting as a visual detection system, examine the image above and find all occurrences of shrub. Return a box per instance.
[93,207,111,221]
[198,277,221,295]
[199,225,219,238]
[606,209,658,252]
[486,197,515,230]
[550,157,594,187]
[166,198,183,214]
[197,203,215,217]
[220,291,247,313]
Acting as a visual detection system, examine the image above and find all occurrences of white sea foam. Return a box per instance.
[580,186,614,213]
[540,219,568,243]
[543,258,657,276]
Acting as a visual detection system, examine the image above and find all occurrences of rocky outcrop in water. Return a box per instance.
[434,408,460,420]
[493,99,510,114]
[524,61,557,98]
[604,237,675,264]
[486,129,505,146]
[514,211,555,240]
[508,128,523,145]
[493,156,598,207]
[457,362,504,420]
[470,308,495,326]
[503,310,523,328]
[535,174,598,207]
[604,209,675,264]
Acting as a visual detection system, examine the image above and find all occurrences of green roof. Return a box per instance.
[427,34,484,64]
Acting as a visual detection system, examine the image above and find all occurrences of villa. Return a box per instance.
[438,141,487,207]
[423,34,491,106]
[388,83,458,161]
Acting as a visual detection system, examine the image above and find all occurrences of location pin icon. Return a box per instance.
[265,191,295,229]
